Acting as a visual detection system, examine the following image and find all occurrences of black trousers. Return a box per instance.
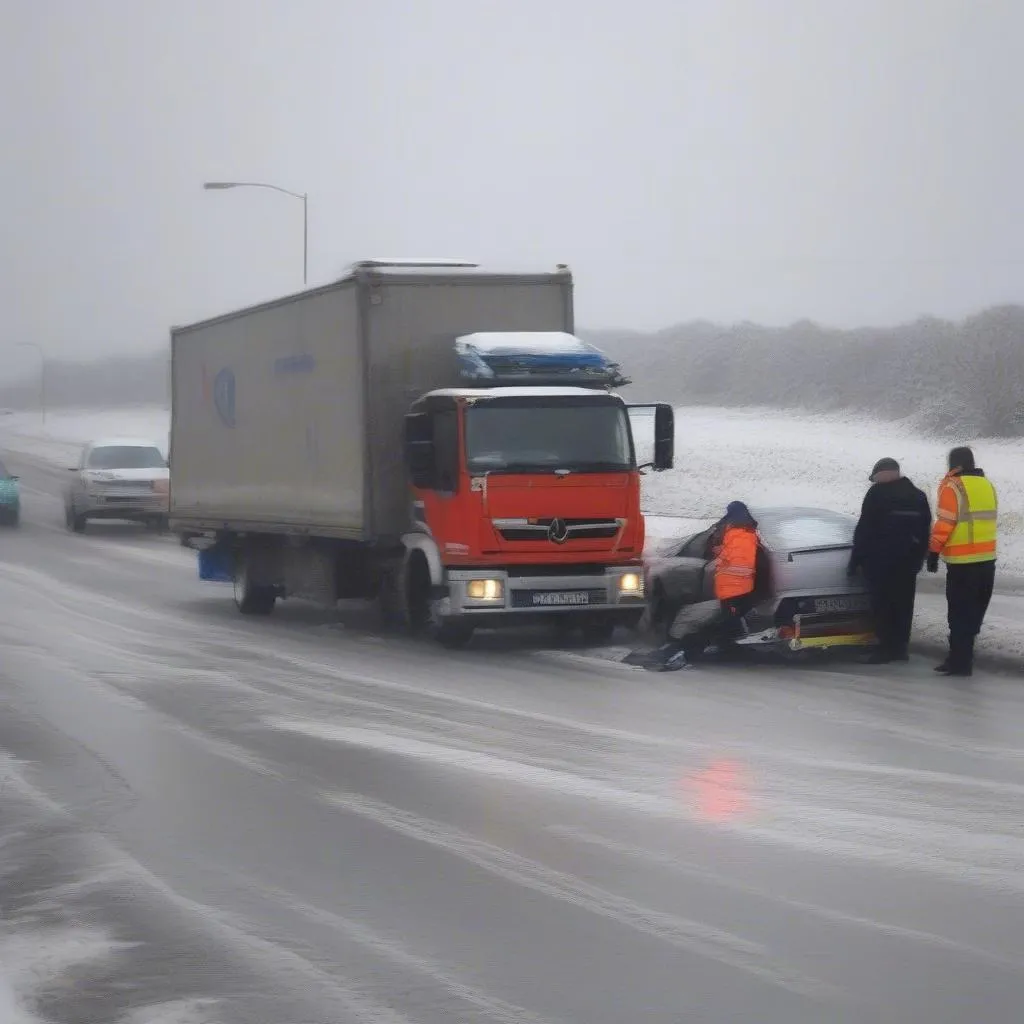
[866,569,918,655]
[946,561,996,671]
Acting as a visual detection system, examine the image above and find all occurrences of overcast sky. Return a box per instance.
[2,0,1022,375]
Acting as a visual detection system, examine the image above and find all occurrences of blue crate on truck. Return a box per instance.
[198,545,233,582]
[455,331,629,389]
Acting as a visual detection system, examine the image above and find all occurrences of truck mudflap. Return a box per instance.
[442,567,646,620]
[198,545,233,582]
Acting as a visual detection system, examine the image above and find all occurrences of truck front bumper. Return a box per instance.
[440,567,647,622]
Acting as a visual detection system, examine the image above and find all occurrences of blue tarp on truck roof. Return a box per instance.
[456,331,629,389]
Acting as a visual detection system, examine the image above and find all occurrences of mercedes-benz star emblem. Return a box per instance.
[547,518,569,544]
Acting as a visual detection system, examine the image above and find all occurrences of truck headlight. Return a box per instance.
[618,572,643,595]
[467,578,504,600]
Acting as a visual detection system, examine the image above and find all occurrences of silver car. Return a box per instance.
[643,506,877,653]
[64,438,170,533]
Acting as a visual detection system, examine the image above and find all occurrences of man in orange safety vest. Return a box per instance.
[926,446,997,677]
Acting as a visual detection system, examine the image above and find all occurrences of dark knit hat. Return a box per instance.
[869,457,900,481]
[948,446,975,472]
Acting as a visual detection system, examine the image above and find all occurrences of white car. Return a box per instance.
[64,438,170,533]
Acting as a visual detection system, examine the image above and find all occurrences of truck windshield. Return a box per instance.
[464,400,634,474]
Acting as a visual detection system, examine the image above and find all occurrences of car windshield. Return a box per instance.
[757,509,854,550]
[87,446,166,470]
[464,399,633,474]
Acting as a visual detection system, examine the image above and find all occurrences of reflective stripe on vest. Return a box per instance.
[943,475,997,564]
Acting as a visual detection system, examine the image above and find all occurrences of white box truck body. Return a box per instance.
[170,260,674,646]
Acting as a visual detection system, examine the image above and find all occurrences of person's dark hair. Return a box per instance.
[948,446,976,473]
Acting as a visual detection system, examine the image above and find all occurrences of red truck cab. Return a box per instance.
[401,385,673,645]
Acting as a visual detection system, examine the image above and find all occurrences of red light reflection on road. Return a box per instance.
[685,758,751,822]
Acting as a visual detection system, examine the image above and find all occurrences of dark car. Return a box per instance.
[644,506,877,654]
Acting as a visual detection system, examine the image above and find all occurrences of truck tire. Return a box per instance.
[405,552,474,648]
[233,559,277,616]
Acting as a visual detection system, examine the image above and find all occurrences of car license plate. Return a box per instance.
[814,595,869,614]
[532,591,591,607]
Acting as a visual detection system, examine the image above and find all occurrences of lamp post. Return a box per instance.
[16,342,45,426]
[203,181,308,286]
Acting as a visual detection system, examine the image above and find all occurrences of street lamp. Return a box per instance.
[16,342,45,426]
[203,181,308,286]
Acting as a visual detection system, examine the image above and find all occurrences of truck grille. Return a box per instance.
[492,518,623,543]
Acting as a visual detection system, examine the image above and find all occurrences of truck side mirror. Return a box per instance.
[653,403,674,471]
[403,413,436,489]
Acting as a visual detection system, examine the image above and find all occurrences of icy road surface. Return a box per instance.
[2,453,1024,1022]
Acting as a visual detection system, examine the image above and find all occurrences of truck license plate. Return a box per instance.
[532,591,591,607]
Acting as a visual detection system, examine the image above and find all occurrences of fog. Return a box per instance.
[2,0,1023,397]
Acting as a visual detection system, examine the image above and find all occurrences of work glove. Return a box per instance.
[926,552,940,574]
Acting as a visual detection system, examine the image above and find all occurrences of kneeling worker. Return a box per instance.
[646,501,761,672]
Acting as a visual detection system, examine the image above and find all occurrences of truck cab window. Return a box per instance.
[433,409,459,493]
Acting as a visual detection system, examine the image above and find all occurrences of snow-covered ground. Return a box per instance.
[1,403,1021,667]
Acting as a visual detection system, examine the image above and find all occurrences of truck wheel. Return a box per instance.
[233,560,276,616]
[405,554,473,647]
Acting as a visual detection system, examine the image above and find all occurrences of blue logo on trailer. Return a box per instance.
[213,368,235,427]
[274,354,316,375]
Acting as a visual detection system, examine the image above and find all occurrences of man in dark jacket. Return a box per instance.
[848,457,932,664]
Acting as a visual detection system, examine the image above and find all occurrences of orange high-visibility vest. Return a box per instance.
[714,525,758,600]
[929,472,997,564]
